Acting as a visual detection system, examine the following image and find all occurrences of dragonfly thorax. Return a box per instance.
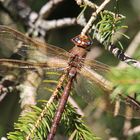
[68,55,84,78]
[68,55,84,69]
[68,34,93,78]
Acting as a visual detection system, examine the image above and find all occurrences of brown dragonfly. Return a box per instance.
[0,26,140,140]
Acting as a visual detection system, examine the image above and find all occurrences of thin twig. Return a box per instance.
[125,125,140,136]
[68,96,84,116]
[32,18,78,31]
[75,0,98,9]
[39,0,64,18]
[109,137,118,140]
[118,31,140,68]
[81,0,111,35]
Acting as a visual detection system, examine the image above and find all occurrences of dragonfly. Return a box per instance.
[0,26,140,140]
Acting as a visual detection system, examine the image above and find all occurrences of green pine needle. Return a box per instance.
[92,10,128,48]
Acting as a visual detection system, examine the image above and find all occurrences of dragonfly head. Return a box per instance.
[71,34,93,49]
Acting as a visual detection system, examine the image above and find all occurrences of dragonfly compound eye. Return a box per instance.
[71,34,93,48]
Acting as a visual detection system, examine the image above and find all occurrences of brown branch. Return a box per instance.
[118,31,140,68]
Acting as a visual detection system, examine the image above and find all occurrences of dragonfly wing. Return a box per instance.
[80,59,113,92]
[84,58,110,73]
[0,25,69,68]
[77,63,140,118]
[0,59,67,70]
[75,65,112,104]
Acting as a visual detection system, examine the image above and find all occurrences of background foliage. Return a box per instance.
[0,0,140,140]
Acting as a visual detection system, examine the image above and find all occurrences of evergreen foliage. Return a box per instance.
[108,67,140,102]
[7,71,98,140]
[92,10,128,47]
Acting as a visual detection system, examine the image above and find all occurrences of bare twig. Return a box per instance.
[123,117,132,137]
[39,0,64,18]
[75,0,98,9]
[81,0,111,35]
[0,85,20,102]
[125,125,140,136]
[31,18,77,31]
[109,137,118,140]
[68,96,84,116]
[0,74,17,102]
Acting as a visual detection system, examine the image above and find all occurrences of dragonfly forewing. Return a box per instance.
[0,26,70,66]
[84,58,110,72]
[0,58,67,70]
